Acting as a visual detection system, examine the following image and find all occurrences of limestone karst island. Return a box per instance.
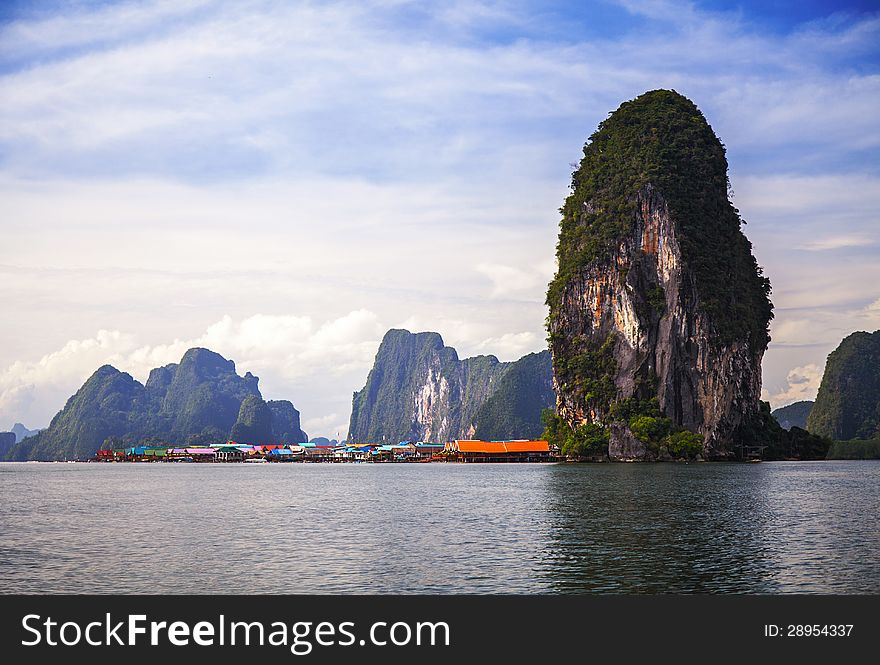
[2,90,874,464]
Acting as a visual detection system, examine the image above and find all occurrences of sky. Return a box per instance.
[1,0,879,439]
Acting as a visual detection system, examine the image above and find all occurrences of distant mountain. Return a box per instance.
[4,347,306,461]
[11,423,41,442]
[808,331,880,440]
[348,329,554,444]
[771,401,813,431]
[309,437,338,446]
[473,351,554,441]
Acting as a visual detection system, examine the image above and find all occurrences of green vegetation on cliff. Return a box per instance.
[473,351,555,441]
[268,400,308,443]
[549,331,617,416]
[540,409,608,458]
[827,438,880,460]
[736,402,830,460]
[230,395,274,445]
[155,348,260,439]
[7,365,154,461]
[228,397,307,445]
[547,89,772,349]
[807,331,880,440]
[542,397,704,460]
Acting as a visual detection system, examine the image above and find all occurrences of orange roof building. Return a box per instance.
[445,439,552,461]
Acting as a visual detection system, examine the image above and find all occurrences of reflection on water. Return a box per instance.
[543,464,781,592]
[0,461,878,594]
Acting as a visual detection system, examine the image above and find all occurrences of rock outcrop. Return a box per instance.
[546,90,773,460]
[4,347,306,460]
[808,330,880,440]
[267,400,308,444]
[151,348,261,439]
[348,329,554,444]
[230,395,275,445]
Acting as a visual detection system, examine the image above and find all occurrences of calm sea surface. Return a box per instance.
[1,461,878,594]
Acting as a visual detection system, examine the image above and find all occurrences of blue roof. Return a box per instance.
[267,448,295,455]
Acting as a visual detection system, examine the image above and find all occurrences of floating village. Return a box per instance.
[92,439,555,463]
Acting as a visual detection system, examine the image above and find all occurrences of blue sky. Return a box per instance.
[1,0,879,438]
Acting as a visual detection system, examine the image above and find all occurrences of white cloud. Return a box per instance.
[0,329,141,431]
[475,262,552,298]
[472,332,542,360]
[766,363,824,408]
[794,235,875,251]
[302,413,346,441]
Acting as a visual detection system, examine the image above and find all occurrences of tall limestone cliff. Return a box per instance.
[546,90,773,460]
[348,329,554,444]
[808,331,880,440]
[4,347,306,460]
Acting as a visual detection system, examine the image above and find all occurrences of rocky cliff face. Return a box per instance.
[349,330,507,444]
[348,330,554,444]
[808,331,880,440]
[547,90,773,460]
